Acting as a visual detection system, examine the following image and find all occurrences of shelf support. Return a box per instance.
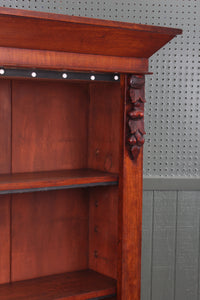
[118,74,144,300]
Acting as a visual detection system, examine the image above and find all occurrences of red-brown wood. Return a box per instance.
[0,196,10,284]
[0,47,149,74]
[0,80,11,175]
[0,8,182,59]
[0,7,182,35]
[88,82,120,280]
[118,75,143,300]
[0,269,116,300]
[0,80,11,284]
[12,80,89,173]
[0,169,118,192]
[89,186,118,279]
[11,189,89,281]
[88,82,121,173]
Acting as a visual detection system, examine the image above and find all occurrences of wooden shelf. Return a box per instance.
[0,269,116,300]
[0,169,118,194]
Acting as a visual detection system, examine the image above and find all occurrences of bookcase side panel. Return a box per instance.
[88,82,121,279]
[0,79,11,284]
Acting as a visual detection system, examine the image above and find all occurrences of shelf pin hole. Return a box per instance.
[94,250,98,258]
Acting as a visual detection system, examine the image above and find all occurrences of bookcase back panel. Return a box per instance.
[11,189,89,282]
[12,80,89,173]
[0,195,10,284]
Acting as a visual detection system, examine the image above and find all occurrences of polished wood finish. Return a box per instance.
[88,82,121,173]
[0,7,182,35]
[0,47,149,74]
[88,83,120,280]
[0,7,181,59]
[89,186,118,279]
[0,269,116,300]
[0,80,11,284]
[118,75,144,300]
[0,196,10,284]
[12,80,89,173]
[0,169,118,193]
[0,7,181,300]
[11,190,89,281]
[0,80,11,175]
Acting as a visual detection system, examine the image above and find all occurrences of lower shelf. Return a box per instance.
[0,269,116,300]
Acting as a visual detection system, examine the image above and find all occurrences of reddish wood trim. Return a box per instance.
[0,47,149,74]
[0,7,182,36]
[0,8,181,58]
[118,74,143,300]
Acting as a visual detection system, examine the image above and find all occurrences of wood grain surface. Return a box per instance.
[11,189,89,281]
[0,80,11,174]
[118,75,143,300]
[0,7,182,58]
[0,47,149,74]
[0,169,118,192]
[12,80,89,173]
[0,269,116,300]
[89,186,118,279]
[0,80,11,284]
[0,195,10,284]
[88,82,121,173]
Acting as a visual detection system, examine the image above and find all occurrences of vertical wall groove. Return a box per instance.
[173,191,178,300]
[197,205,200,300]
[150,191,154,300]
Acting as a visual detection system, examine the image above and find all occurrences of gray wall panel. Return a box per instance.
[175,191,200,300]
[141,191,153,300]
[151,191,177,300]
[141,190,200,300]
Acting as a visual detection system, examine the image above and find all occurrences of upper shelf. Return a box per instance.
[0,169,118,195]
[0,7,182,59]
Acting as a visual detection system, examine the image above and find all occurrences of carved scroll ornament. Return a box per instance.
[126,75,146,161]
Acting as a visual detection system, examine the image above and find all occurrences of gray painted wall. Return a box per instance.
[142,190,200,300]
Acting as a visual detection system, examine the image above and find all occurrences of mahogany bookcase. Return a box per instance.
[0,7,181,300]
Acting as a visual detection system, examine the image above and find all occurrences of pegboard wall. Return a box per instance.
[0,0,199,178]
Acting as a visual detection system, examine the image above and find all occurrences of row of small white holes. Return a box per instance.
[0,69,119,81]
[0,0,199,177]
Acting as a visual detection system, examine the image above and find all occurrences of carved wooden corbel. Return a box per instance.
[126,75,146,161]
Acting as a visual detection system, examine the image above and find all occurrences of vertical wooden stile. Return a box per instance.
[118,74,145,300]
